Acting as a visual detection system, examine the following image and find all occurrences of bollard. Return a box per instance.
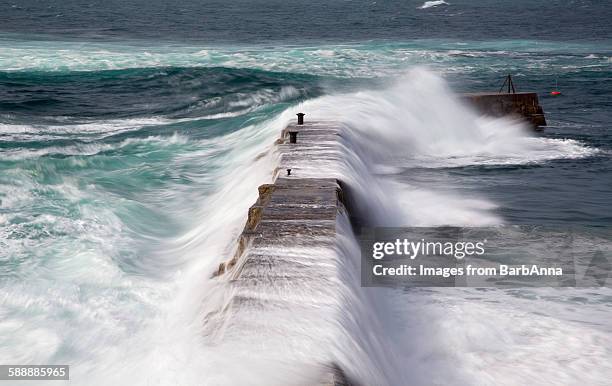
[288,131,298,144]
[296,113,305,125]
[286,168,292,176]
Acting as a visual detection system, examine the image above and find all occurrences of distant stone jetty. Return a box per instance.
[461,76,547,128]
[461,92,547,128]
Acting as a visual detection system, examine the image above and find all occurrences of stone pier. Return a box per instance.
[214,119,355,386]
[461,92,547,128]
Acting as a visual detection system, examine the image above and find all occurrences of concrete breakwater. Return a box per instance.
[213,118,356,385]
[216,176,344,276]
[215,120,348,277]
[461,92,547,128]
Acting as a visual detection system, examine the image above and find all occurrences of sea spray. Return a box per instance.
[291,68,610,385]
[0,65,607,385]
[0,115,284,384]
[187,70,507,384]
[293,68,594,225]
[301,68,596,169]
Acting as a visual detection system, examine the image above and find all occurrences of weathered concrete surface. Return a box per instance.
[461,92,547,128]
[215,177,343,275]
[278,122,345,178]
[213,121,356,385]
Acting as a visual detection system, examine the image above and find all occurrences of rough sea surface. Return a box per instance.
[1,1,611,385]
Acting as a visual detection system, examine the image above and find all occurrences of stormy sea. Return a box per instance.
[1,0,611,385]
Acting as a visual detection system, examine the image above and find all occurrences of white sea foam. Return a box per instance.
[0,117,173,142]
[0,40,516,78]
[0,132,190,160]
[3,38,603,84]
[419,0,449,9]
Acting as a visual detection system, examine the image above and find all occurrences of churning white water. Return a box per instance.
[1,68,609,385]
[419,1,449,10]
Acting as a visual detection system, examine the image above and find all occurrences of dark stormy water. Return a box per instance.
[0,0,611,385]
